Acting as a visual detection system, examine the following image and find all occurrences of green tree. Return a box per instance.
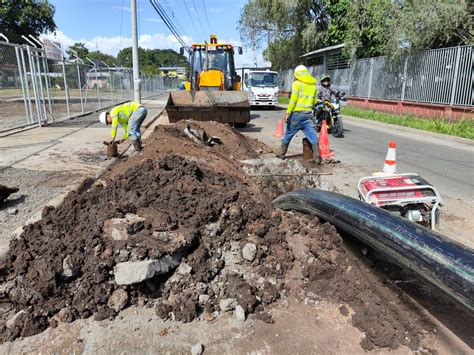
[344,0,396,58]
[117,47,189,75]
[66,42,89,60]
[0,0,56,44]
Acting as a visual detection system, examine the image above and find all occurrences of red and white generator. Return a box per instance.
[357,173,442,230]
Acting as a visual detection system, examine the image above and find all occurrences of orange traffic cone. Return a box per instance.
[319,120,335,158]
[383,141,397,173]
[273,119,284,138]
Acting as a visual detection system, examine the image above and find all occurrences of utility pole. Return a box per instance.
[131,0,141,103]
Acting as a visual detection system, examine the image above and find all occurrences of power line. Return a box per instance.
[200,0,212,35]
[163,0,191,45]
[149,0,190,52]
[183,0,205,41]
[192,0,208,38]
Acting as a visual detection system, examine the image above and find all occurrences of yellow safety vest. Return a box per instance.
[110,102,141,139]
[287,70,318,114]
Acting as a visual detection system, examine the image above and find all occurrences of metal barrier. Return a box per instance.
[0,40,181,133]
[279,45,473,107]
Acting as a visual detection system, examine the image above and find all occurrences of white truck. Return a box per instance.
[238,68,279,108]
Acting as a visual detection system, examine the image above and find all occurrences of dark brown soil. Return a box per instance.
[0,121,432,350]
[0,185,19,203]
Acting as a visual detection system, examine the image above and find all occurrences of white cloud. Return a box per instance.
[42,30,193,57]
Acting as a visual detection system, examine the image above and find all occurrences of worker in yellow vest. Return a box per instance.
[99,101,147,151]
[276,65,320,164]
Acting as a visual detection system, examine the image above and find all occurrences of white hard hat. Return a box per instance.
[99,111,108,124]
[295,65,308,73]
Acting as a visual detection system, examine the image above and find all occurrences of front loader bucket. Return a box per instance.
[166,91,250,124]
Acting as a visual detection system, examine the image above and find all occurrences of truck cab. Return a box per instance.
[239,68,279,108]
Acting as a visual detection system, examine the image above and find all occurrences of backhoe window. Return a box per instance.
[192,48,231,75]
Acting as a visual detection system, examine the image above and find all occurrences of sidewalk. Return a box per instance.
[0,95,169,256]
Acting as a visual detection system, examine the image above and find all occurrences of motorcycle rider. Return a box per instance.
[276,65,320,164]
[315,74,338,120]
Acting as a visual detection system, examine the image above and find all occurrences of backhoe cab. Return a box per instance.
[167,35,250,125]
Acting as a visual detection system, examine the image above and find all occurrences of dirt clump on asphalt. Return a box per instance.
[0,185,19,203]
[0,121,430,351]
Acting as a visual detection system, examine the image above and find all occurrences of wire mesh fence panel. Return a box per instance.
[328,67,351,93]
[405,47,458,105]
[349,58,371,98]
[48,61,69,119]
[453,46,473,106]
[0,43,30,130]
[281,45,473,108]
[368,57,404,100]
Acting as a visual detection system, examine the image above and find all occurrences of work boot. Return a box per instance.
[132,139,143,152]
[275,143,288,159]
[312,144,321,165]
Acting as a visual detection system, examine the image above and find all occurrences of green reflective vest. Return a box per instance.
[110,102,141,139]
[287,71,318,114]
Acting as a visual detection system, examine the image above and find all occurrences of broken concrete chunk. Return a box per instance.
[191,343,204,355]
[103,214,146,241]
[242,243,257,262]
[234,305,246,322]
[6,310,27,329]
[107,289,129,312]
[176,262,192,276]
[114,256,181,285]
[198,294,210,305]
[219,298,237,312]
[62,255,78,279]
[114,260,161,285]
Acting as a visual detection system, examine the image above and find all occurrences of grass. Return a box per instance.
[278,96,290,105]
[342,106,474,140]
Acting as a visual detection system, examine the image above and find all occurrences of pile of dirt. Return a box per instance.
[0,122,430,350]
[0,185,18,203]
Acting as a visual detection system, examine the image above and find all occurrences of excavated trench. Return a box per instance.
[0,121,463,351]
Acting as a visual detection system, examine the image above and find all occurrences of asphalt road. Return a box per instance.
[239,106,474,246]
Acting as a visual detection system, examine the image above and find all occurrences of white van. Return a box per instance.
[239,68,279,108]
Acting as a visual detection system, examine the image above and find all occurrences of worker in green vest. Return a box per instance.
[276,65,320,164]
[99,101,147,151]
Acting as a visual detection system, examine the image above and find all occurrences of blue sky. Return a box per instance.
[46,0,264,66]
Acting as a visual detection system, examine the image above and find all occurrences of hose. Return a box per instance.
[272,189,474,313]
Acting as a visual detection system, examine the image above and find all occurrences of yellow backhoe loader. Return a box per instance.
[166,35,250,126]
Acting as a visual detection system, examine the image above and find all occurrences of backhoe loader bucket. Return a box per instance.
[166,91,250,125]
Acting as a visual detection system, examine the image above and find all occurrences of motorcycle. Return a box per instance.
[313,91,347,138]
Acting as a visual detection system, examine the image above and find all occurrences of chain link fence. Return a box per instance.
[279,45,473,107]
[0,40,181,133]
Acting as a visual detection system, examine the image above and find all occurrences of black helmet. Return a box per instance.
[320,74,330,82]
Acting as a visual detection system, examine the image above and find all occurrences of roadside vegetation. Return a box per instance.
[278,96,290,105]
[342,106,474,140]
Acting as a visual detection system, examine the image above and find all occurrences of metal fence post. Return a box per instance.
[450,46,462,106]
[367,58,374,99]
[19,47,34,124]
[26,46,43,126]
[14,46,30,124]
[76,63,85,113]
[61,60,70,116]
[33,50,48,122]
[401,56,408,102]
[95,67,101,108]
[41,55,53,120]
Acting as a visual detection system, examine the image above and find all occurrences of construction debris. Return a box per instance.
[0,122,433,350]
[0,185,19,203]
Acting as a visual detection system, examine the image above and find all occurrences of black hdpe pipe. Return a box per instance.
[273,189,474,313]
